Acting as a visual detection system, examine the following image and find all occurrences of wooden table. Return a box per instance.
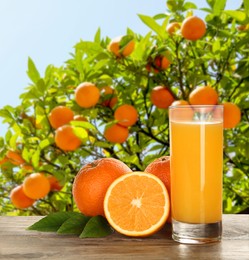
[0,215,248,259]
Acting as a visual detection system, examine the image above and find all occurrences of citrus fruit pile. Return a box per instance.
[72,157,171,237]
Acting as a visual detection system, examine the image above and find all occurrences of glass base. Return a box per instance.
[172,219,222,244]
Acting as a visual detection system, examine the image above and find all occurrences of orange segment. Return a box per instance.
[104,171,170,237]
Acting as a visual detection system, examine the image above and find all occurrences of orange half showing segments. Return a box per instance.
[104,171,170,237]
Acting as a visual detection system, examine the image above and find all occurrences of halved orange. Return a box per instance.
[104,171,170,237]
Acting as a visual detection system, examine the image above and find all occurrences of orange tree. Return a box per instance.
[0,0,249,215]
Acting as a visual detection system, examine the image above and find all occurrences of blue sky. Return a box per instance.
[0,0,241,136]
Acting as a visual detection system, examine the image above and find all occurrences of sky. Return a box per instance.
[0,0,241,136]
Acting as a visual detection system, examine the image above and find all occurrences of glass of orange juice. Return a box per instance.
[169,105,223,244]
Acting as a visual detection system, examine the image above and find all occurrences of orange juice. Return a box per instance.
[170,120,223,224]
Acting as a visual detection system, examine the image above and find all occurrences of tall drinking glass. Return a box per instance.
[169,105,223,244]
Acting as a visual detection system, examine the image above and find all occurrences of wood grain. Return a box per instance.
[0,215,248,259]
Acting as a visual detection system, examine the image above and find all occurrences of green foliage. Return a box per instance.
[0,0,249,215]
[28,212,113,238]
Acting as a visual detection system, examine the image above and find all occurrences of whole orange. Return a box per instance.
[47,176,63,191]
[114,104,138,127]
[222,102,241,129]
[72,158,131,217]
[189,86,218,105]
[104,123,129,143]
[23,173,51,200]
[48,106,74,129]
[75,82,100,108]
[181,16,206,41]
[150,86,175,109]
[6,150,25,166]
[108,36,135,57]
[145,156,171,222]
[10,185,35,209]
[55,125,82,151]
[166,22,181,35]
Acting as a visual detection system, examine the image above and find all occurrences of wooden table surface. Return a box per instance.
[0,214,248,260]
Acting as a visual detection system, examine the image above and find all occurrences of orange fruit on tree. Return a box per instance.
[48,106,74,129]
[171,100,189,106]
[114,104,138,127]
[146,63,158,74]
[47,176,63,191]
[237,24,249,31]
[150,86,175,109]
[145,156,171,222]
[146,54,171,73]
[166,22,181,35]
[72,158,131,217]
[108,35,135,57]
[101,86,118,108]
[23,173,50,200]
[222,102,241,129]
[10,185,35,209]
[55,125,82,151]
[104,171,170,237]
[73,115,88,122]
[189,86,219,105]
[181,16,206,41]
[104,123,129,143]
[21,163,34,172]
[6,150,25,166]
[75,82,100,108]
[154,55,171,70]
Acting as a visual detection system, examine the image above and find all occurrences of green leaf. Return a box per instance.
[31,148,41,168]
[0,108,13,122]
[36,78,47,94]
[200,7,213,13]
[183,2,197,10]
[166,0,179,11]
[39,138,54,150]
[244,0,249,17]
[206,0,215,8]
[212,39,221,54]
[94,27,101,43]
[27,57,41,84]
[93,141,112,148]
[138,14,166,39]
[213,0,226,16]
[27,212,79,232]
[57,214,90,235]
[74,41,103,54]
[70,121,96,131]
[22,146,31,162]
[80,216,114,238]
[73,126,88,141]
[224,10,247,23]
[153,13,167,20]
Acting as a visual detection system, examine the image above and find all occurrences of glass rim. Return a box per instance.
[169,105,223,110]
